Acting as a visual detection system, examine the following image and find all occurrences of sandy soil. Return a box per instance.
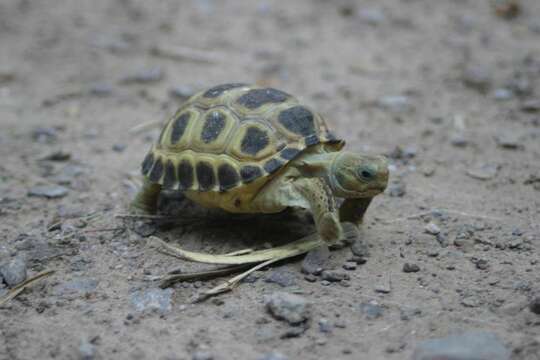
[1,0,539,359]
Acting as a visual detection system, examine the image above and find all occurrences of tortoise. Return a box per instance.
[131,83,389,244]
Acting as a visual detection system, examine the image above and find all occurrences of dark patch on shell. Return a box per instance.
[304,134,320,146]
[218,163,239,191]
[177,159,194,190]
[196,161,215,191]
[203,83,247,98]
[236,88,290,109]
[278,105,315,136]
[280,147,301,160]
[201,111,226,143]
[240,165,263,183]
[263,158,284,174]
[148,158,164,182]
[240,126,270,156]
[170,112,191,144]
[141,152,154,175]
[163,160,177,188]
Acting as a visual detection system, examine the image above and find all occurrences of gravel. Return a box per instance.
[412,331,511,360]
[257,352,288,360]
[264,292,311,325]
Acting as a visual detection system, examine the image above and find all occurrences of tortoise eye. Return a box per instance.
[357,166,375,181]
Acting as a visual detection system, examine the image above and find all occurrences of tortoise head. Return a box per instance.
[329,151,389,198]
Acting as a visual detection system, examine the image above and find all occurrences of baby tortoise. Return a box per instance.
[132,83,389,244]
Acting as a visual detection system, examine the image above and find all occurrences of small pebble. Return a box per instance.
[192,351,213,360]
[359,302,383,319]
[412,331,510,360]
[521,99,540,113]
[493,88,513,101]
[301,246,329,275]
[0,256,27,287]
[376,95,412,113]
[28,185,69,199]
[264,292,311,325]
[529,296,540,314]
[466,164,499,180]
[89,83,113,97]
[78,339,96,360]
[403,263,420,273]
[318,318,333,333]
[462,65,492,92]
[112,144,127,152]
[321,270,350,282]
[169,85,196,100]
[257,352,288,360]
[425,222,441,235]
[358,8,386,25]
[387,181,406,197]
[121,66,163,84]
[42,150,71,161]
[342,262,357,271]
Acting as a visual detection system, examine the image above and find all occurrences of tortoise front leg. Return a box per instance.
[130,178,162,214]
[292,177,343,244]
[339,197,373,226]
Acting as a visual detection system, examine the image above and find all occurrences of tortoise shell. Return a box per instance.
[141,83,343,192]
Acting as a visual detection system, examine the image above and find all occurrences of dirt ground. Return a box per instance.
[1,0,540,359]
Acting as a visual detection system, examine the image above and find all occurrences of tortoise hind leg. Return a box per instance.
[130,179,162,214]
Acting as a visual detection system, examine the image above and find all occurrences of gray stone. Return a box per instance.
[495,133,523,150]
[78,340,96,360]
[192,351,213,360]
[425,222,441,235]
[462,65,492,92]
[264,270,296,287]
[376,95,412,113]
[351,238,370,258]
[359,302,383,319]
[342,262,357,271]
[121,66,163,84]
[358,8,386,25]
[301,246,329,274]
[0,256,27,287]
[321,270,350,282]
[521,99,540,113]
[466,164,498,181]
[131,288,174,313]
[169,85,196,100]
[412,331,511,360]
[28,185,69,198]
[492,88,513,101]
[257,352,288,360]
[265,292,311,325]
[54,278,99,298]
[403,263,420,273]
[89,82,114,97]
[318,318,333,333]
[387,180,406,197]
[529,296,540,314]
